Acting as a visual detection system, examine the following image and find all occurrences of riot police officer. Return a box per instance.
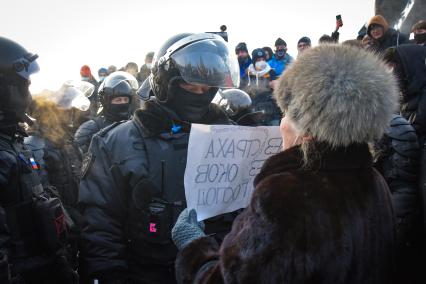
[79,33,240,283]
[0,36,76,283]
[74,71,138,155]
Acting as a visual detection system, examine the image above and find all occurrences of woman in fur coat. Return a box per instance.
[172,44,399,284]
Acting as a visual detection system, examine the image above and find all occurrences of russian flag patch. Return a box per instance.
[29,157,39,170]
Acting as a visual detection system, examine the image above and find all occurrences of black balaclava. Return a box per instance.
[102,80,133,121]
[0,74,32,133]
[165,82,217,123]
[414,33,426,45]
[104,102,132,121]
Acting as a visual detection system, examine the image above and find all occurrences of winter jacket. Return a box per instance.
[267,53,293,77]
[332,30,339,42]
[244,64,281,126]
[375,28,409,54]
[74,116,115,154]
[238,57,252,89]
[176,142,396,284]
[1,131,78,283]
[395,45,426,139]
[24,132,83,269]
[79,98,234,283]
[24,133,81,210]
[374,115,420,222]
[367,15,409,54]
[245,63,276,92]
[373,114,423,283]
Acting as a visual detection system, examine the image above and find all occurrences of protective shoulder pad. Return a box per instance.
[75,120,101,139]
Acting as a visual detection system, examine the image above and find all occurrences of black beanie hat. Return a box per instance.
[298,36,311,46]
[235,42,248,54]
[251,48,266,62]
[275,37,287,46]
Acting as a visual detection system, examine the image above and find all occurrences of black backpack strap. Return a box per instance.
[97,120,126,137]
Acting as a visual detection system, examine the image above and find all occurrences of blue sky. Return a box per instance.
[1,0,375,92]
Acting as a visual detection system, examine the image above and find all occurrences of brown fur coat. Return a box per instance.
[176,142,396,284]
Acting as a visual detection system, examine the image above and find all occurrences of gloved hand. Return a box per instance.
[172,209,205,250]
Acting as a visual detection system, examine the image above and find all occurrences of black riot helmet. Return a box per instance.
[137,33,240,103]
[98,71,139,121]
[0,36,39,127]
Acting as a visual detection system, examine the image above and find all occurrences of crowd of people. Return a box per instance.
[1,13,426,284]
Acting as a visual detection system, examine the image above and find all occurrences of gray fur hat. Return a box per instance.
[274,44,399,147]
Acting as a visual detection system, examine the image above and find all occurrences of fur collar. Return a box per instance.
[134,98,231,136]
[254,142,372,186]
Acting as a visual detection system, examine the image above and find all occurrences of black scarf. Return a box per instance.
[134,97,230,136]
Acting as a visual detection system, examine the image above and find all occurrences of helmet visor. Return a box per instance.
[170,39,240,88]
[13,53,40,80]
[136,76,152,101]
[99,71,139,93]
[54,81,93,111]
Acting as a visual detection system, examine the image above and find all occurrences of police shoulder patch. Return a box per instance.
[81,152,94,178]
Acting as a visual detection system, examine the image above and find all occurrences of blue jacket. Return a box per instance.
[239,57,252,88]
[268,53,293,77]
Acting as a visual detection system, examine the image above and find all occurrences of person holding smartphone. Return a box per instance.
[319,15,343,44]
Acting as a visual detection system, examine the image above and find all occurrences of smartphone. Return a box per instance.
[336,14,343,27]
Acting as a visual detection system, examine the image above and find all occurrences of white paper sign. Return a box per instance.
[184,124,282,221]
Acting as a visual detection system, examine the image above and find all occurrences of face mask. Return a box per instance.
[255,61,268,71]
[0,76,32,124]
[166,85,217,122]
[414,33,426,44]
[276,49,286,58]
[99,76,106,82]
[146,63,152,69]
[105,103,131,121]
[81,76,89,82]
